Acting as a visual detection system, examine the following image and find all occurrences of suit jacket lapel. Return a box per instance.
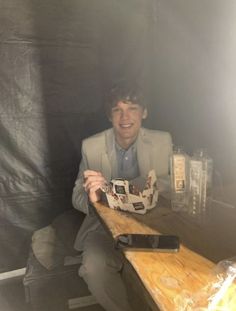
[137,128,152,177]
[101,129,117,180]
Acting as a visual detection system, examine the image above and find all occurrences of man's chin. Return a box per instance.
[118,132,137,141]
[118,131,133,138]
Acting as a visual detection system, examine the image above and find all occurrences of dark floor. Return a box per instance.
[0,277,104,311]
[0,277,30,311]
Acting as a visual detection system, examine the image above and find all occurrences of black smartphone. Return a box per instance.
[115,234,180,252]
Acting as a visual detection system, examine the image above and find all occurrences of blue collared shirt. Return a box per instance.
[115,141,139,180]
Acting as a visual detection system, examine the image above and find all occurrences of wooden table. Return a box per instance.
[92,198,236,311]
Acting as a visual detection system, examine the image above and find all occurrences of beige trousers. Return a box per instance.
[78,225,133,311]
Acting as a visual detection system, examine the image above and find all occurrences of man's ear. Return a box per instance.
[142,108,148,119]
[106,111,112,122]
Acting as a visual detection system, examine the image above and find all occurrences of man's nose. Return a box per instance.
[120,109,130,119]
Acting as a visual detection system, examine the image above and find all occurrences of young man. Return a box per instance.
[72,86,172,311]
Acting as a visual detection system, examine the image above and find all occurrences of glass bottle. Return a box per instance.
[189,148,213,216]
[188,156,202,215]
[193,149,213,210]
[206,152,213,196]
[170,146,189,212]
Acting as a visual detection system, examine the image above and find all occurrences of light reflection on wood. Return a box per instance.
[92,199,235,310]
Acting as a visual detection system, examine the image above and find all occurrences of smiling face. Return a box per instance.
[109,101,147,149]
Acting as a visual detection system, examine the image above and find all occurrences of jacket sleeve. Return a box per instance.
[72,145,89,215]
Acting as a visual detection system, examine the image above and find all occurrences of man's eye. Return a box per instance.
[112,108,121,113]
[129,106,139,111]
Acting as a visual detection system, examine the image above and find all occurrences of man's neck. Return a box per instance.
[115,136,137,150]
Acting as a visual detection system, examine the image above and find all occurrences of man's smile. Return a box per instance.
[119,123,133,128]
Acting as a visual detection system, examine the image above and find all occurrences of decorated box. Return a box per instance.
[104,170,158,214]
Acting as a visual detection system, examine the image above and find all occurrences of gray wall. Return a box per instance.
[149,0,236,184]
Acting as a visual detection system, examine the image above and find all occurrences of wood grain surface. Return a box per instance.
[92,198,236,311]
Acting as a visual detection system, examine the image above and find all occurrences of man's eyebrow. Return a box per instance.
[122,100,138,105]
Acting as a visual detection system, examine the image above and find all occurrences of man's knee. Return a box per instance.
[79,246,106,277]
[79,244,123,283]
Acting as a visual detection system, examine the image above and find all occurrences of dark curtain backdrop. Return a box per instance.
[0,0,156,272]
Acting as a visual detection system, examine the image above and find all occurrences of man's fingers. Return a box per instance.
[83,175,106,189]
[84,180,105,193]
[87,184,102,194]
[83,170,107,202]
[86,185,103,203]
[83,170,102,178]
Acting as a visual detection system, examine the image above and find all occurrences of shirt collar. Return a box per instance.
[115,140,137,153]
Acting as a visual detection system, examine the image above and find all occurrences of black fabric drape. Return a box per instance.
[0,0,156,271]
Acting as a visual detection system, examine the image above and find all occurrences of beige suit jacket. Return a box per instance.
[72,127,172,250]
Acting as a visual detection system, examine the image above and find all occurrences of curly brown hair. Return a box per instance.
[104,83,146,117]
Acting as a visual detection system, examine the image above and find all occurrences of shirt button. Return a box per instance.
[125,157,128,160]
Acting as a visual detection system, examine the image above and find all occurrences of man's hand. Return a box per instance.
[83,170,107,203]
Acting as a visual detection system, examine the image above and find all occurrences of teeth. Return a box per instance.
[120,124,132,128]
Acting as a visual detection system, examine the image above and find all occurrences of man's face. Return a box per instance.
[109,101,147,148]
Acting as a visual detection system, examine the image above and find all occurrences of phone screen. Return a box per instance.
[116,234,180,252]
